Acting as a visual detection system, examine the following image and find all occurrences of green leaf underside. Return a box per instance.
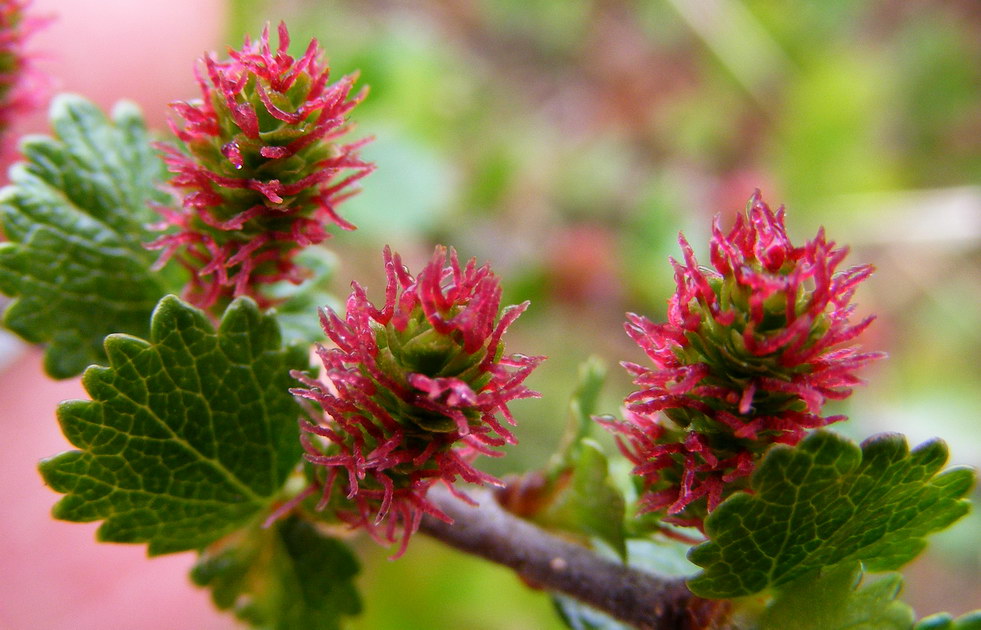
[624,538,699,578]
[39,295,308,554]
[192,516,361,630]
[687,431,974,598]
[552,594,630,630]
[761,562,913,630]
[0,94,173,378]
[914,612,981,630]
[540,439,627,559]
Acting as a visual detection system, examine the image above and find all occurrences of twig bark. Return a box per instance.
[420,485,732,630]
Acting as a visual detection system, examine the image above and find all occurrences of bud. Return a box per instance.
[604,191,883,529]
[293,246,544,555]
[148,22,373,309]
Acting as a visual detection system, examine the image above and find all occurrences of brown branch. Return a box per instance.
[420,485,733,630]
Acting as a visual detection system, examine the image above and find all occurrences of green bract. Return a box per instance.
[192,516,361,630]
[687,431,974,598]
[39,295,308,554]
[0,95,174,378]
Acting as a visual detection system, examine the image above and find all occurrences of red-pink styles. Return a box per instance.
[148,23,373,310]
[292,246,544,555]
[605,191,883,530]
[0,0,46,155]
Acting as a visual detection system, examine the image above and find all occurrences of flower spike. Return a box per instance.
[293,246,544,555]
[148,22,373,310]
[604,191,884,530]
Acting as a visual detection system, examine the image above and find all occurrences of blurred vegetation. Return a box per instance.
[223,1,979,628]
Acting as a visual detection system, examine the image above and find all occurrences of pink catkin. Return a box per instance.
[148,23,373,310]
[0,0,48,157]
[605,191,883,530]
[292,246,544,555]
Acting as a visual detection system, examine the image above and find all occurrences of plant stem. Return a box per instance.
[420,484,732,630]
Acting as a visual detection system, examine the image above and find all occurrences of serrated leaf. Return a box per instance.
[539,439,627,559]
[761,562,913,630]
[915,612,981,630]
[39,295,308,554]
[687,431,974,598]
[545,356,608,473]
[192,516,361,630]
[0,94,175,378]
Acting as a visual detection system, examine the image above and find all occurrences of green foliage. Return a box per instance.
[0,94,174,378]
[3,5,978,626]
[192,516,361,630]
[760,562,913,630]
[39,296,308,554]
[624,538,699,578]
[534,358,626,558]
[538,439,627,559]
[687,431,974,598]
[563,356,608,450]
[914,612,981,630]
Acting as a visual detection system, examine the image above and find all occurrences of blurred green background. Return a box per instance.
[213,0,981,627]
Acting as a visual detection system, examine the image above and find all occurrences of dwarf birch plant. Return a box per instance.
[0,17,977,630]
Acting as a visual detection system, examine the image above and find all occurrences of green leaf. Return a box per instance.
[39,295,308,554]
[915,612,981,630]
[539,439,627,559]
[687,431,974,598]
[564,356,608,450]
[552,594,631,630]
[192,516,361,630]
[761,562,913,630]
[624,538,699,579]
[530,358,626,557]
[0,94,174,378]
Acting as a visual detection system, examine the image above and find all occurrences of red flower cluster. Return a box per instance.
[292,246,543,555]
[605,192,882,530]
[0,0,46,155]
[148,23,372,309]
